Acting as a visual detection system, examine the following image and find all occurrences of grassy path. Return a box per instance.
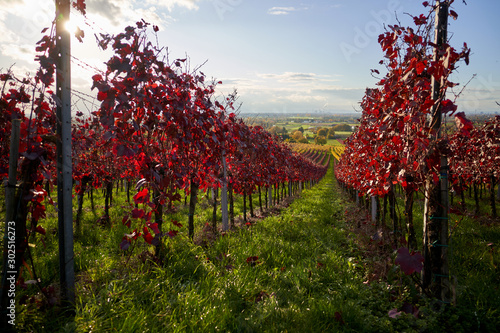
[15,163,499,332]
[65,166,393,333]
[17,166,379,332]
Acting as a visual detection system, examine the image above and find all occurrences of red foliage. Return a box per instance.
[395,247,424,275]
[72,0,87,16]
[335,4,470,199]
[1,13,332,262]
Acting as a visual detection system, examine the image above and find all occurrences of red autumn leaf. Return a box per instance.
[422,98,435,111]
[133,188,149,204]
[114,144,135,157]
[395,247,424,275]
[74,26,85,43]
[449,207,464,216]
[32,187,47,202]
[462,42,470,65]
[413,14,427,26]
[172,220,183,228]
[142,227,153,244]
[72,0,87,15]
[432,172,439,184]
[334,311,345,325]
[122,215,131,228]
[35,225,46,235]
[92,74,103,82]
[401,302,419,318]
[246,256,260,265]
[441,99,457,114]
[131,208,145,219]
[415,61,426,75]
[167,230,178,238]
[31,204,46,221]
[454,111,474,136]
[125,229,140,240]
[120,238,131,250]
[148,222,160,234]
[97,91,107,101]
[449,10,458,20]
[391,136,402,146]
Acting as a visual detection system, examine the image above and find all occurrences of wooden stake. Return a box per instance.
[221,153,229,231]
[0,119,20,315]
[422,0,451,304]
[55,0,75,304]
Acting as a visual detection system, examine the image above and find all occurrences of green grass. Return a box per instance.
[369,184,500,332]
[0,167,380,331]
[1,165,499,332]
[445,190,500,332]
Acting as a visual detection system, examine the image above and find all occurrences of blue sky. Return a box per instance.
[1,0,499,114]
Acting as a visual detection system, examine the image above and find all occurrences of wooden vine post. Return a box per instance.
[0,119,20,321]
[55,0,75,304]
[221,152,229,231]
[422,0,451,303]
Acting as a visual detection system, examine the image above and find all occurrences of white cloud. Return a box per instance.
[0,0,24,5]
[0,1,56,75]
[267,7,297,16]
[145,0,201,11]
[86,0,124,26]
[85,0,172,30]
[287,93,327,104]
[135,7,170,27]
[216,72,359,113]
[0,15,19,44]
[256,72,340,86]
[0,1,54,43]
[257,72,319,82]
[1,43,36,65]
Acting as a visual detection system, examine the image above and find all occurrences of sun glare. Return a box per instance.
[64,15,85,36]
[64,19,78,34]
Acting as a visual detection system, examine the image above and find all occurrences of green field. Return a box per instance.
[244,114,357,143]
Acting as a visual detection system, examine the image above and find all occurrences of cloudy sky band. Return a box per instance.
[0,0,498,114]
